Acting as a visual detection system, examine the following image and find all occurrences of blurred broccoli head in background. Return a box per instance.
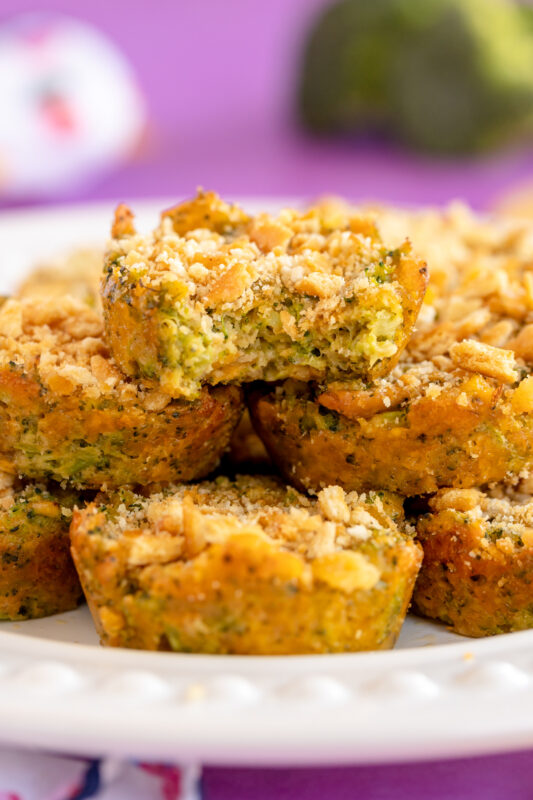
[299,0,533,155]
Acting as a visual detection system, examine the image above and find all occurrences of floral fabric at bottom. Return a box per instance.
[0,749,201,800]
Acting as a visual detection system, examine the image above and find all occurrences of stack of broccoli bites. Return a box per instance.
[8,190,531,647]
[66,189,426,653]
[250,200,533,638]
[0,222,245,621]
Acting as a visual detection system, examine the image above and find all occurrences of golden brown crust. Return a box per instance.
[373,201,533,318]
[70,476,422,654]
[413,487,533,636]
[395,207,533,363]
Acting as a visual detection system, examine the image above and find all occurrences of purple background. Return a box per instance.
[1,0,533,208]
[1,0,533,795]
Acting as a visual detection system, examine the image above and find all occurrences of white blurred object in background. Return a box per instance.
[0,13,145,199]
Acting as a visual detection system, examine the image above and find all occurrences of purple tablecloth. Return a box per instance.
[1,0,533,795]
[204,751,533,800]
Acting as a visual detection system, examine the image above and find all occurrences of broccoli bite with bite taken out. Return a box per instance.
[102,191,427,398]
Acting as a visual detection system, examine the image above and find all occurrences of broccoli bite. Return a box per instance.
[102,191,427,398]
[71,475,422,654]
[413,485,533,636]
[0,297,243,489]
[249,345,533,497]
[0,472,83,620]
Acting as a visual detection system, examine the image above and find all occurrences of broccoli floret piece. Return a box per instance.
[299,0,533,154]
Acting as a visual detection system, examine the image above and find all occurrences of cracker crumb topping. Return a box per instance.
[429,485,533,549]
[0,297,177,407]
[449,340,518,384]
[93,476,406,574]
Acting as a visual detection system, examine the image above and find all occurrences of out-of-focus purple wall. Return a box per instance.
[0,0,323,138]
[1,0,532,207]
